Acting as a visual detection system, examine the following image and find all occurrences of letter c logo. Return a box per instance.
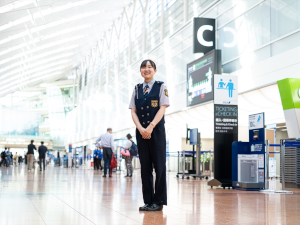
[197,25,213,47]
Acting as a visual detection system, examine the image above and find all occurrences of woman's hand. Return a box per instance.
[143,125,153,139]
[139,127,149,139]
[139,127,151,139]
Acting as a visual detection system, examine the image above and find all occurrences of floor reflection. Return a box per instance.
[0,165,299,225]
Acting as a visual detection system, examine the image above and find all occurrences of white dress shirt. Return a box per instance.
[95,132,114,151]
[129,79,170,109]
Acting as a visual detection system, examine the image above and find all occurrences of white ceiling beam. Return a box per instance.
[0,10,103,47]
[0,24,95,58]
[0,30,102,74]
[0,0,100,33]
[0,44,79,76]
[0,46,87,81]
[0,1,35,14]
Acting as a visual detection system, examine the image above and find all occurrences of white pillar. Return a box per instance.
[160,0,165,42]
[184,0,188,22]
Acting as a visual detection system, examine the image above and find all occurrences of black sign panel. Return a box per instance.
[214,105,238,134]
[187,49,221,107]
[214,104,238,185]
[193,18,215,54]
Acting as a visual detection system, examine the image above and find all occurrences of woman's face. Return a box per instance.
[140,61,156,80]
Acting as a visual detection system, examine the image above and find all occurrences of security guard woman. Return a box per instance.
[129,59,170,211]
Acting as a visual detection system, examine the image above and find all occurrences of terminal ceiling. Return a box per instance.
[0,0,132,97]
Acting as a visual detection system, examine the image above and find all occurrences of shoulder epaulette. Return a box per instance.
[156,81,164,85]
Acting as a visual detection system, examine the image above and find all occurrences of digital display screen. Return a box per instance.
[187,50,215,107]
[189,128,198,145]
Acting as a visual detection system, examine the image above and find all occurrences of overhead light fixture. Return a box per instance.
[40,83,49,87]
[0,1,35,14]
[0,71,63,96]
[68,75,75,80]
[0,36,84,68]
[0,10,101,47]
[0,24,92,58]
[0,66,65,90]
[0,45,78,76]
[0,58,71,86]
[0,0,98,33]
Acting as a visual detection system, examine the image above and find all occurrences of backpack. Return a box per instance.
[129,141,138,156]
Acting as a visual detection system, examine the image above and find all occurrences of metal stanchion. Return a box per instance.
[176,151,180,178]
[210,151,213,178]
[182,150,185,179]
[260,140,275,193]
[275,140,293,194]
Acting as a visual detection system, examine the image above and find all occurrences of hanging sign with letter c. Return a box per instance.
[193,18,216,54]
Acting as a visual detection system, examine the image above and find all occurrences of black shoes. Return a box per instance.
[102,175,106,177]
[109,175,112,178]
[139,204,152,211]
[124,175,129,177]
[146,204,163,211]
[139,204,163,211]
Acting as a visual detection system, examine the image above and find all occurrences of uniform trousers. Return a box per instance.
[136,124,167,205]
[103,148,112,175]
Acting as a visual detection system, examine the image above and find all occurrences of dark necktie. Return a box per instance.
[144,85,149,97]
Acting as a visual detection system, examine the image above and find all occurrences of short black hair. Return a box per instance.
[41,141,44,145]
[31,140,34,144]
[126,133,132,139]
[5,147,7,150]
[140,59,156,71]
[107,128,112,131]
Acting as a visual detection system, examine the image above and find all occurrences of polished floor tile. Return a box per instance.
[0,164,299,225]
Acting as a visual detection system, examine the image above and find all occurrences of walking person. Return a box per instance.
[27,140,36,171]
[38,141,47,171]
[13,152,18,167]
[121,134,135,178]
[0,150,8,167]
[95,128,115,177]
[6,148,12,166]
[129,60,170,211]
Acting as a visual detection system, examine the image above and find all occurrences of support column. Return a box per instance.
[184,0,188,22]
[142,10,146,55]
[128,26,132,66]
[72,71,76,109]
[160,0,165,42]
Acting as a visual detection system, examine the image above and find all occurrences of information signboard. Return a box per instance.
[187,50,221,107]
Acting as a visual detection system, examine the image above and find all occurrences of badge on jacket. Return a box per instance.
[151,100,158,108]
[164,89,168,97]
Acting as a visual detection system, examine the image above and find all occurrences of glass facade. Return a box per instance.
[66,0,300,144]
